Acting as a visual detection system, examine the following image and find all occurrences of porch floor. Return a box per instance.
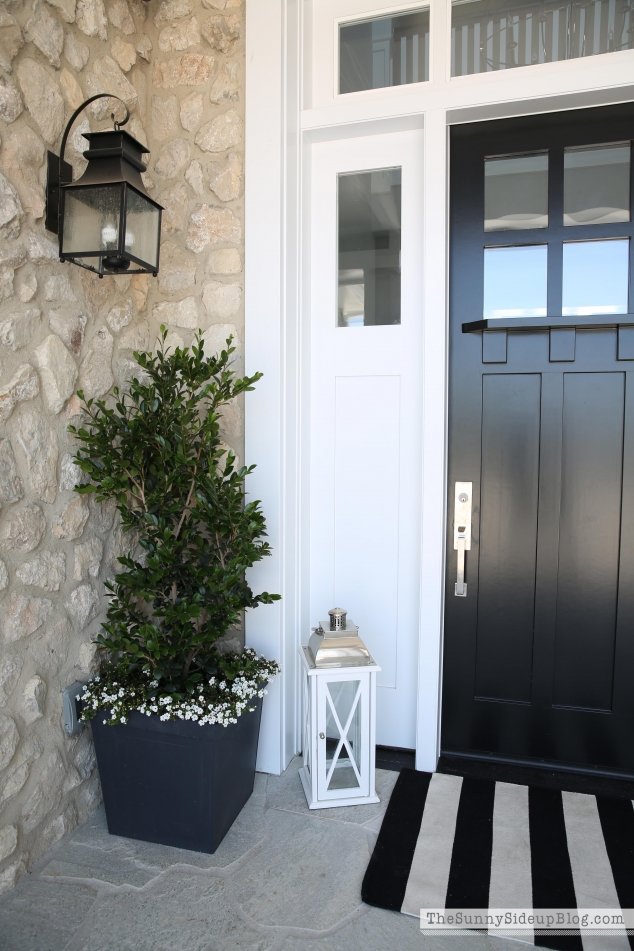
[0,756,522,951]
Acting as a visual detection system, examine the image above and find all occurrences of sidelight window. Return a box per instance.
[338,168,402,327]
[451,0,634,76]
[339,9,430,94]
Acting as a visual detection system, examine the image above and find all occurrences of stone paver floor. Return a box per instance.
[0,757,523,951]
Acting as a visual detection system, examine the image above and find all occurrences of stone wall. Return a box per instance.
[0,0,245,893]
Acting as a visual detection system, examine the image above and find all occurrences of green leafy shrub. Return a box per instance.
[70,329,280,725]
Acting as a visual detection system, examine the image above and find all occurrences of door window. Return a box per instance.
[483,245,548,317]
[485,152,549,231]
[338,168,402,327]
[562,239,630,315]
[339,10,430,94]
[563,143,631,226]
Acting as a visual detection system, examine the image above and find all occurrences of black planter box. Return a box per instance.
[91,697,263,854]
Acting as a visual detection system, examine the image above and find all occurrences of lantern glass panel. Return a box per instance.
[61,185,122,256]
[125,187,160,269]
[326,680,362,791]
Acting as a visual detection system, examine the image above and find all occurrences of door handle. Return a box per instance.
[454,482,472,597]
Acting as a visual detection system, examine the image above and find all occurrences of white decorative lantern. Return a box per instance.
[299,607,380,809]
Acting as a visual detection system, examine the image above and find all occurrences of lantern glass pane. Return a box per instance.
[125,188,160,269]
[326,681,362,791]
[61,185,122,255]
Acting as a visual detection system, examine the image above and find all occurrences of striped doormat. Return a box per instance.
[362,769,634,950]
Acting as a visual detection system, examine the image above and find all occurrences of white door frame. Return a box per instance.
[245,0,634,775]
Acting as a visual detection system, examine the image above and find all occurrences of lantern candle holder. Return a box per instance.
[45,94,163,278]
[299,607,380,809]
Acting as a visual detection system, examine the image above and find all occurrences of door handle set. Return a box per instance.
[454,482,472,597]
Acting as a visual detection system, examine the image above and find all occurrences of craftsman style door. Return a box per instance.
[443,104,634,775]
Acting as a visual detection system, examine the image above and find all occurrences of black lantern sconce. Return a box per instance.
[45,94,162,278]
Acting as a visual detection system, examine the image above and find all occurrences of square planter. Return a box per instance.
[91,697,263,854]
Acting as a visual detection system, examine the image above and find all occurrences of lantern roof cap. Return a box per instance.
[307,608,376,668]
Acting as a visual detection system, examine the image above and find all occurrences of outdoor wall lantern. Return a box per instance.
[300,607,380,809]
[45,94,162,277]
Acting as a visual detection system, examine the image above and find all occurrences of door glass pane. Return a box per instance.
[338,169,401,327]
[483,245,548,318]
[451,0,634,76]
[485,153,548,232]
[339,10,430,94]
[326,681,361,791]
[562,239,630,316]
[564,144,631,226]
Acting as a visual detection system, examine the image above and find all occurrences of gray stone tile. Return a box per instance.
[266,756,399,826]
[75,872,273,951]
[232,808,371,931]
[0,876,96,951]
[279,907,532,951]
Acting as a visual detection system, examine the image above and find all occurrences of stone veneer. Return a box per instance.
[0,0,245,893]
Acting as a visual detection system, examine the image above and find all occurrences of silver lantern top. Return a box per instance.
[306,607,375,668]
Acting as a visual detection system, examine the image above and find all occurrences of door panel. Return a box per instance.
[444,104,634,775]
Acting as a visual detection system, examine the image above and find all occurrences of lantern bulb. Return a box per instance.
[101,224,118,245]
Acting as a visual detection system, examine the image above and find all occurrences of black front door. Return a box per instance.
[443,104,634,776]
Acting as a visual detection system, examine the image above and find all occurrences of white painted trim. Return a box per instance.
[246,0,634,776]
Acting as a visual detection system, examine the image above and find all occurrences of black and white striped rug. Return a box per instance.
[362,769,634,950]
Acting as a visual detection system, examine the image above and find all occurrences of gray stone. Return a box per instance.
[53,495,89,541]
[0,859,25,897]
[116,357,152,392]
[154,138,191,178]
[60,66,85,110]
[153,296,199,330]
[152,53,215,89]
[65,583,99,626]
[44,274,76,302]
[63,31,89,71]
[45,0,77,24]
[86,57,138,120]
[136,33,152,61]
[1,128,45,219]
[0,734,42,806]
[21,749,64,832]
[76,0,108,39]
[0,655,21,706]
[151,95,178,141]
[34,334,78,414]
[17,551,66,591]
[16,408,58,504]
[180,90,203,131]
[195,107,243,153]
[0,437,23,502]
[73,536,103,580]
[207,248,241,274]
[48,309,86,356]
[0,714,19,772]
[16,58,65,146]
[26,233,58,263]
[209,60,239,104]
[185,159,204,196]
[202,322,238,356]
[0,72,23,123]
[158,16,200,51]
[89,495,116,532]
[31,616,69,676]
[131,273,149,311]
[0,307,40,351]
[119,319,150,351]
[201,12,241,52]
[0,364,39,422]
[160,181,189,234]
[78,326,114,399]
[158,243,197,293]
[107,0,135,33]
[154,0,194,22]
[0,560,9,592]
[209,152,242,201]
[186,203,241,253]
[4,592,53,642]
[0,826,17,864]
[0,12,23,74]
[0,172,22,240]
[25,3,65,68]
[21,675,46,724]
[202,280,241,318]
[18,275,37,304]
[59,452,83,491]
[111,35,136,72]
[0,502,45,553]
[73,735,97,779]
[106,298,133,334]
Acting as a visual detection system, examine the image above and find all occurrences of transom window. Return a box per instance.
[339,9,430,94]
